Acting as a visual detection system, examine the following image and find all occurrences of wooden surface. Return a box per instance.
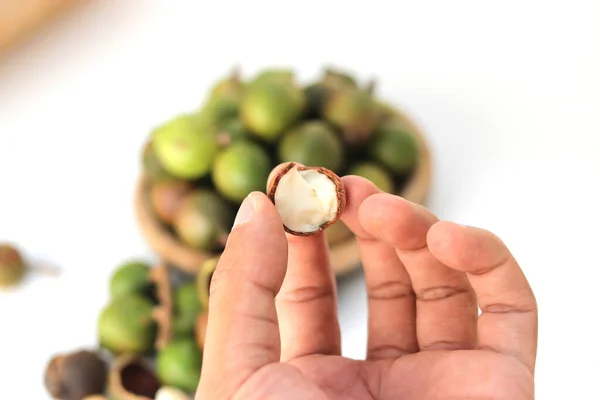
[135,107,432,276]
[0,0,83,56]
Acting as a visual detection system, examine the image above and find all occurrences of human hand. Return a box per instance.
[195,175,537,400]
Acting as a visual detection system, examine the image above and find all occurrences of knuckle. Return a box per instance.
[279,285,334,304]
[483,302,537,314]
[208,265,234,297]
[367,345,415,359]
[416,285,470,302]
[420,341,468,351]
[368,280,415,301]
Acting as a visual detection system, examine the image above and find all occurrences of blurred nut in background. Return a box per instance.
[44,350,108,400]
[0,244,26,288]
[155,339,203,394]
[97,293,157,355]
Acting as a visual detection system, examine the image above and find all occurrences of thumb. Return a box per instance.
[197,192,288,398]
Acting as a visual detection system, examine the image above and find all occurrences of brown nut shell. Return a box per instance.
[267,162,347,236]
[44,350,108,400]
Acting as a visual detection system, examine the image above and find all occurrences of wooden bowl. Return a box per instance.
[135,107,432,276]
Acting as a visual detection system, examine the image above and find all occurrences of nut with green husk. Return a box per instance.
[212,140,272,204]
[105,263,173,349]
[196,68,246,130]
[44,349,108,400]
[98,293,157,355]
[304,68,358,118]
[152,114,219,180]
[172,282,202,338]
[173,312,197,340]
[376,101,404,122]
[278,120,344,173]
[251,68,294,86]
[303,83,328,118]
[149,180,193,225]
[173,190,234,251]
[241,75,305,141]
[267,162,347,236]
[108,355,161,400]
[109,260,153,300]
[175,282,202,316]
[348,162,394,193]
[368,121,420,175]
[0,244,26,288]
[324,86,379,145]
[208,67,245,103]
[197,97,239,129]
[325,220,354,246]
[141,141,175,182]
[156,339,203,394]
[216,117,250,147]
[322,67,358,91]
[196,256,219,311]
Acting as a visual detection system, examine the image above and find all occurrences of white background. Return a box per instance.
[1,1,599,398]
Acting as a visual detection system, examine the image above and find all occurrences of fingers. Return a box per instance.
[276,231,341,360]
[427,222,538,372]
[340,176,419,359]
[359,194,478,352]
[197,192,288,397]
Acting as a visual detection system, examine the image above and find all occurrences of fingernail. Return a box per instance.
[233,193,257,228]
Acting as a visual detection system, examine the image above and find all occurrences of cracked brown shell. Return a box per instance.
[267,162,347,236]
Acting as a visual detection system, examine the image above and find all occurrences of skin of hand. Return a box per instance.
[195,174,538,400]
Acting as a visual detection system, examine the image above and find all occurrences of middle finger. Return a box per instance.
[341,176,419,360]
